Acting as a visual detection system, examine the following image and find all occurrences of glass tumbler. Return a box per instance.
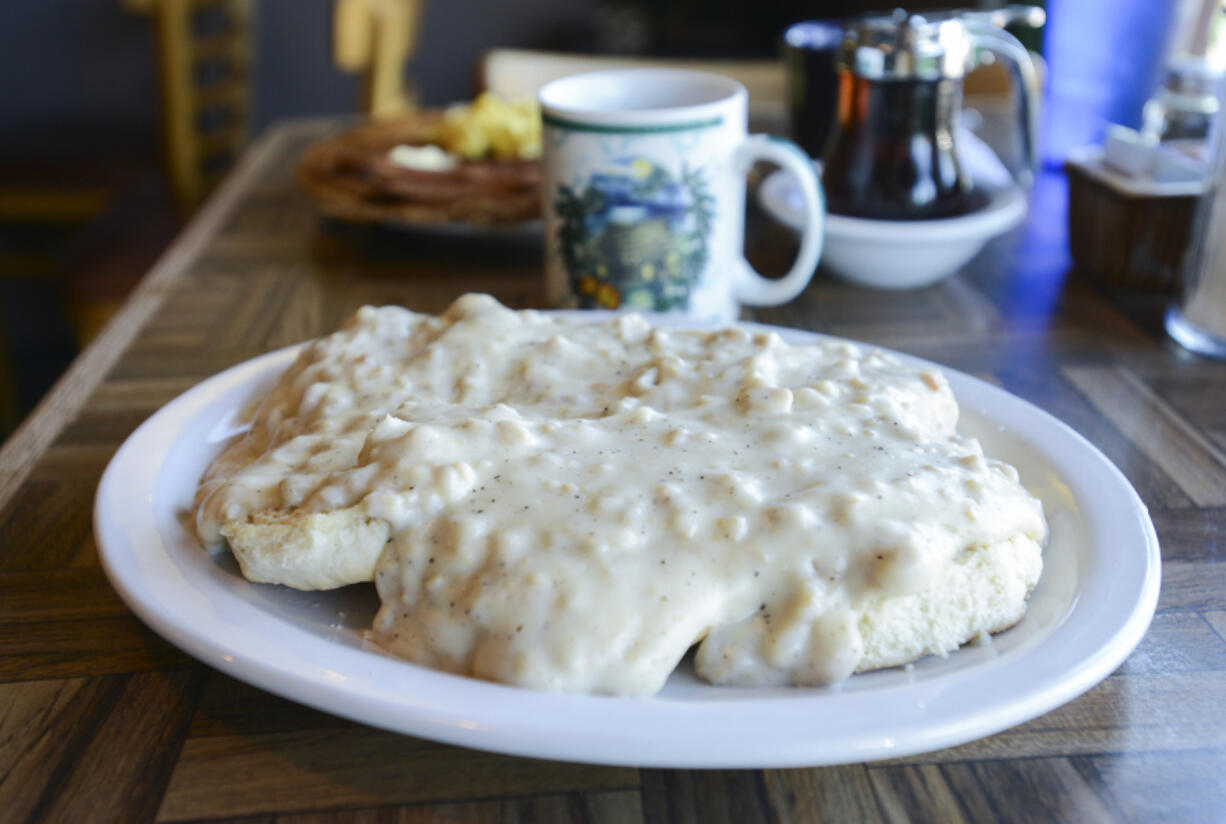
[1166,96,1226,359]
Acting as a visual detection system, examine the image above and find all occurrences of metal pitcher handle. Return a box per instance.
[965,21,1041,186]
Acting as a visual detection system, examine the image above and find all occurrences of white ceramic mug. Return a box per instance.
[539,69,825,322]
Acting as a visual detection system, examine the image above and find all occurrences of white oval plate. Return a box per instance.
[94,320,1160,768]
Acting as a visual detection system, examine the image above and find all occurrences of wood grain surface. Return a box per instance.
[2,120,1224,823]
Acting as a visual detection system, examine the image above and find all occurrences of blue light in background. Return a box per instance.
[1041,0,1180,164]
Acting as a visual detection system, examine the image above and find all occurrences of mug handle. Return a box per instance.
[732,135,825,306]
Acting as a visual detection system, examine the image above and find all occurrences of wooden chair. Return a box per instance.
[333,0,426,119]
[140,0,253,209]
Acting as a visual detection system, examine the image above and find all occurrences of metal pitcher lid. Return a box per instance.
[838,10,971,80]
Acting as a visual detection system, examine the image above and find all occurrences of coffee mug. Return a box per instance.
[538,69,825,322]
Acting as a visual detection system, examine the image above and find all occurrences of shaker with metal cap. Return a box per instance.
[1143,56,1223,143]
[822,9,1038,220]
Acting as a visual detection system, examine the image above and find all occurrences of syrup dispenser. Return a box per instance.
[822,10,1038,220]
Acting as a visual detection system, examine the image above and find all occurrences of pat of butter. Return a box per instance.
[387,144,458,172]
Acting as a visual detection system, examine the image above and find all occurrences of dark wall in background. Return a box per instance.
[388,0,595,110]
[0,0,159,161]
[0,0,952,168]
[0,0,595,165]
[254,0,594,129]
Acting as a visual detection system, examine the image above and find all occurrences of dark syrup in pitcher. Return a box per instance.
[822,73,986,220]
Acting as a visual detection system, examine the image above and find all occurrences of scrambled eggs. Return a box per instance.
[431,93,542,161]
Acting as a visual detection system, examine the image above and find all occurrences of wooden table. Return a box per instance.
[3,120,1224,823]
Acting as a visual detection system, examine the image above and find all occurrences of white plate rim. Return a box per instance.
[93,317,1161,768]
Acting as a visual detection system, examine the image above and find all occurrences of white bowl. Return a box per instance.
[760,170,1028,289]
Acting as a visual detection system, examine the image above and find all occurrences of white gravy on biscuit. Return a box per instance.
[197,295,1046,695]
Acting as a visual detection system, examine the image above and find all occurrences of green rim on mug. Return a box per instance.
[541,112,724,134]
